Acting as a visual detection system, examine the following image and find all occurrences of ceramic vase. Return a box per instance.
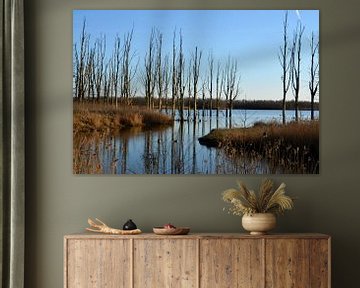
[242,213,276,235]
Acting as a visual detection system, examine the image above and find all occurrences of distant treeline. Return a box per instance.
[113,97,319,111]
[232,99,319,110]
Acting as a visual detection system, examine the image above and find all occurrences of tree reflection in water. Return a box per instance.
[73,109,318,174]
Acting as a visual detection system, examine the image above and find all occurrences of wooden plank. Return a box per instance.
[265,239,310,288]
[196,239,200,288]
[133,239,197,288]
[262,239,266,288]
[130,238,134,288]
[66,239,131,288]
[65,233,330,240]
[200,239,264,288]
[310,239,330,288]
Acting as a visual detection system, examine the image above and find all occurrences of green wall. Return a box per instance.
[25,0,360,287]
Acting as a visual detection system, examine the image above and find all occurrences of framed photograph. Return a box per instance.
[73,10,319,175]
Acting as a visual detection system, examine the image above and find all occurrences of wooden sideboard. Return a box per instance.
[64,233,330,288]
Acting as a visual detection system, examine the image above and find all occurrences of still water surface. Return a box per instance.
[73,109,319,174]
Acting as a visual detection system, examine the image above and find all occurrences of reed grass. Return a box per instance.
[73,102,173,133]
[199,120,319,173]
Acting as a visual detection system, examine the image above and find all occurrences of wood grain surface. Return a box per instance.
[64,233,330,288]
[309,239,330,288]
[265,239,310,287]
[133,239,198,288]
[200,238,264,288]
[65,239,131,288]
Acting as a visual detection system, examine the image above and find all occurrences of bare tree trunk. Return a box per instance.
[94,35,106,101]
[75,19,90,101]
[291,23,305,122]
[103,63,111,102]
[156,30,163,111]
[73,46,79,99]
[223,56,241,128]
[192,47,202,122]
[85,46,95,100]
[121,29,138,105]
[162,55,170,114]
[208,52,214,117]
[215,61,222,119]
[279,11,291,124]
[309,32,319,120]
[202,82,206,118]
[187,62,192,119]
[178,32,186,122]
[143,29,156,109]
[111,36,121,107]
[171,30,178,117]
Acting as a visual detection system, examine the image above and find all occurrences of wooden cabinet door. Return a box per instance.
[266,239,309,288]
[200,239,264,288]
[66,239,131,288]
[133,239,198,288]
[309,239,330,288]
[265,239,329,288]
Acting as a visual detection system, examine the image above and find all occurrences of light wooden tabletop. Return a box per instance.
[64,232,330,240]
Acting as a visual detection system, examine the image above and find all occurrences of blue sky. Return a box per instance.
[73,10,319,101]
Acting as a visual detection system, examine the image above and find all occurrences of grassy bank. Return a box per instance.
[199,120,319,173]
[73,102,173,133]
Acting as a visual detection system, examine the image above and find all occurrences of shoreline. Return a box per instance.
[199,120,319,147]
[198,120,319,173]
[73,102,173,133]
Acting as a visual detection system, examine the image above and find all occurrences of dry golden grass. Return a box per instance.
[73,101,173,133]
[222,179,294,216]
[200,120,318,149]
[199,120,319,173]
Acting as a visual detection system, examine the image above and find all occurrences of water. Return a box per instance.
[73,109,319,174]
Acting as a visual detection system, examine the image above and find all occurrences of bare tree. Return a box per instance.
[278,11,292,124]
[177,32,186,122]
[187,60,192,117]
[291,23,305,122]
[73,46,79,98]
[162,55,171,113]
[143,29,156,109]
[215,61,222,118]
[192,46,202,122]
[110,36,121,106]
[85,46,95,100]
[103,62,111,101]
[107,56,114,103]
[74,19,90,101]
[207,52,214,117]
[94,35,106,101]
[202,80,206,118]
[309,32,319,120]
[223,56,241,126]
[121,29,138,104]
[171,29,178,117]
[155,30,163,110]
